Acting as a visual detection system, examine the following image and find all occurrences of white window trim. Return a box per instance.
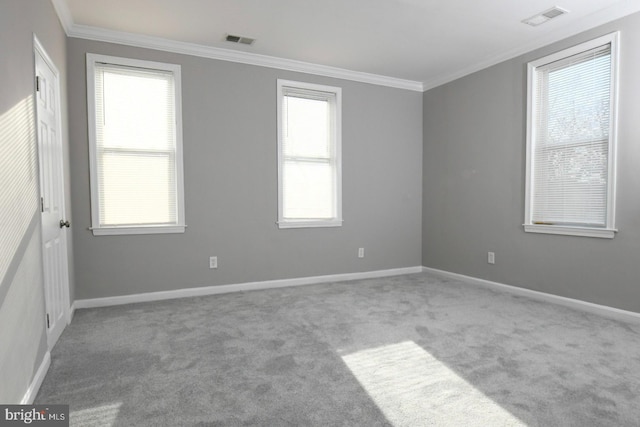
[524,32,620,239]
[276,79,343,229]
[86,53,186,236]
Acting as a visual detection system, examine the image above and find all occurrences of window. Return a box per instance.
[277,80,342,228]
[86,54,185,235]
[524,33,619,238]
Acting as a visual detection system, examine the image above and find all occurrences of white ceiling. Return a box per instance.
[54,0,640,90]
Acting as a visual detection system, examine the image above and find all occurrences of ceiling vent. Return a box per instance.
[225,34,255,45]
[522,6,568,26]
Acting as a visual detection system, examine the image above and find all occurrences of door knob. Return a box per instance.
[59,220,70,228]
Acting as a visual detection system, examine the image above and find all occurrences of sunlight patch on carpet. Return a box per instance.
[70,402,122,427]
[342,341,525,427]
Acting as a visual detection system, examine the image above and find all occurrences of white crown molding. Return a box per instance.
[422,267,640,324]
[51,0,640,92]
[49,0,423,92]
[50,0,73,34]
[423,0,640,91]
[74,266,423,309]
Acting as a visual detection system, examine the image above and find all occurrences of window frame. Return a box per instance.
[86,53,185,236]
[524,32,620,239]
[276,79,343,229]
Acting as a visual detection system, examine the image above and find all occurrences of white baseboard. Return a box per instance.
[422,266,640,324]
[68,302,76,323]
[21,351,51,404]
[74,266,423,309]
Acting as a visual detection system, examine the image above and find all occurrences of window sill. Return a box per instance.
[278,219,343,229]
[91,225,186,236]
[523,224,616,239]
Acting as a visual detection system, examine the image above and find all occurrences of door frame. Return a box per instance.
[33,35,71,349]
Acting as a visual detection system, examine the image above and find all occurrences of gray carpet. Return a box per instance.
[35,272,640,426]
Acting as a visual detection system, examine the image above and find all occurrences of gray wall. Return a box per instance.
[68,39,423,299]
[423,12,640,313]
[0,0,71,402]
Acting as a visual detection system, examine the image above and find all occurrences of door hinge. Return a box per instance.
[41,197,44,212]
[36,76,40,92]
[46,313,50,329]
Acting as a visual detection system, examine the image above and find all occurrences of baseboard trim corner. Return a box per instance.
[68,302,76,323]
[422,266,640,324]
[21,351,51,404]
[75,266,423,309]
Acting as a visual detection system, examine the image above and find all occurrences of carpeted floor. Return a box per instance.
[35,272,640,426]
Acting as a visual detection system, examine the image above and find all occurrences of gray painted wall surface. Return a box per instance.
[422,12,640,313]
[0,0,71,403]
[68,39,423,299]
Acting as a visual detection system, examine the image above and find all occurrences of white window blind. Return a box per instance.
[525,33,618,238]
[87,54,185,235]
[277,80,342,228]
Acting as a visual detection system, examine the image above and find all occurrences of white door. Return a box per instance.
[34,39,70,350]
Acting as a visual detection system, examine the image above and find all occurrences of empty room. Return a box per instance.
[2,0,640,425]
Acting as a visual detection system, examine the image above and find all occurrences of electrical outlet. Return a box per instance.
[488,252,495,265]
[358,248,365,258]
[209,256,218,269]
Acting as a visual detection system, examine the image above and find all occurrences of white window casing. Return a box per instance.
[86,54,185,235]
[277,79,343,229]
[524,32,619,239]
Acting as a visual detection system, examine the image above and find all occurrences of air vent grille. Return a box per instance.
[522,6,568,26]
[225,34,255,45]
[542,8,565,19]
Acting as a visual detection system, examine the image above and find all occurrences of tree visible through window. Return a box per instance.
[524,33,619,238]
